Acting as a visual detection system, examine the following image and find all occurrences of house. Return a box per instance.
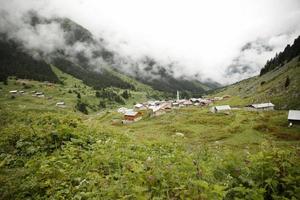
[248,103,274,111]
[172,102,179,107]
[213,97,223,101]
[134,103,146,110]
[147,101,156,107]
[183,100,193,106]
[160,102,172,111]
[210,105,231,113]
[34,92,45,98]
[9,90,18,94]
[223,95,231,99]
[190,98,200,103]
[288,110,300,125]
[124,111,142,122]
[151,106,166,116]
[177,99,186,107]
[56,102,65,107]
[118,107,132,114]
[199,99,212,106]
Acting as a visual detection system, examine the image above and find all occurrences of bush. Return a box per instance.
[121,90,130,99]
[75,101,88,114]
[285,76,290,88]
[99,100,106,108]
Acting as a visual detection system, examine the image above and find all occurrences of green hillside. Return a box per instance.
[1,11,300,200]
[0,13,217,95]
[0,66,161,116]
[211,56,300,109]
[1,80,300,199]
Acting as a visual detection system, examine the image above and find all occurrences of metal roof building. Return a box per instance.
[288,110,300,125]
[250,103,274,109]
[211,105,231,113]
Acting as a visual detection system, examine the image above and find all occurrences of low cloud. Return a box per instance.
[0,0,300,85]
[224,33,300,82]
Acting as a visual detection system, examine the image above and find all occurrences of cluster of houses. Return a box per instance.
[9,90,25,95]
[210,102,275,113]
[9,90,45,97]
[118,97,223,123]
[9,90,65,108]
[118,95,300,126]
[119,99,277,123]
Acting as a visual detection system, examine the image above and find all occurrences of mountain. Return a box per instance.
[0,35,60,84]
[260,35,300,75]
[211,36,300,109]
[0,12,217,95]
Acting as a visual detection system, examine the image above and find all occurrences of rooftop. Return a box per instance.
[288,110,300,121]
[124,111,138,116]
[215,105,231,111]
[251,103,274,109]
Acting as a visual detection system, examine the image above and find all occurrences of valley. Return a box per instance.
[0,62,299,199]
[0,4,300,199]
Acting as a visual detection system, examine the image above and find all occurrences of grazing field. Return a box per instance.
[1,68,300,199]
[1,96,300,199]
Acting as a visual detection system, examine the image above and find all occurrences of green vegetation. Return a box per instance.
[0,100,299,199]
[0,36,60,84]
[260,35,300,75]
[211,56,300,109]
[1,51,300,198]
[1,68,300,199]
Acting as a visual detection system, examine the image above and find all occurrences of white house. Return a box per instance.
[288,110,300,125]
[248,103,275,111]
[56,102,65,107]
[210,105,231,113]
[9,90,18,94]
[134,103,145,110]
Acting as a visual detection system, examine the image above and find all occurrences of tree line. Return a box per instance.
[260,35,300,75]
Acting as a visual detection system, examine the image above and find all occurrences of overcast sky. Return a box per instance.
[1,0,300,84]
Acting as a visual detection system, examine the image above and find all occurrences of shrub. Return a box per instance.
[75,101,88,114]
[285,76,290,88]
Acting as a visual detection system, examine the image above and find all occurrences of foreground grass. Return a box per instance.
[0,104,299,199]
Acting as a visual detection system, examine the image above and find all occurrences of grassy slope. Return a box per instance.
[0,66,162,115]
[211,56,300,109]
[1,66,300,199]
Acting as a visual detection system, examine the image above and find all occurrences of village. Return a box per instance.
[8,88,300,126]
[117,91,300,126]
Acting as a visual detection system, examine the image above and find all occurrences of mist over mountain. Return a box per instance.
[1,0,300,86]
[0,10,217,94]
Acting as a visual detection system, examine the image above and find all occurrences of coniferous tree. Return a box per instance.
[285,76,290,88]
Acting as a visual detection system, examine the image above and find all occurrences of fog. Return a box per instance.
[1,0,300,84]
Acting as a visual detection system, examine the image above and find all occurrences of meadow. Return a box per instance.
[0,70,300,199]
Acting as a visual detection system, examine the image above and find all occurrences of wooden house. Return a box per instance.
[124,111,142,122]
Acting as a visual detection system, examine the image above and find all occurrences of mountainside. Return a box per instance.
[0,12,217,95]
[260,35,300,75]
[0,35,60,84]
[211,54,300,109]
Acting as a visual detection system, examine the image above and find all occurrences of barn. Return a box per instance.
[248,103,275,111]
[124,111,142,122]
[210,105,231,113]
[288,110,300,125]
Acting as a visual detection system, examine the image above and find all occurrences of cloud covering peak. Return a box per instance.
[1,0,300,84]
